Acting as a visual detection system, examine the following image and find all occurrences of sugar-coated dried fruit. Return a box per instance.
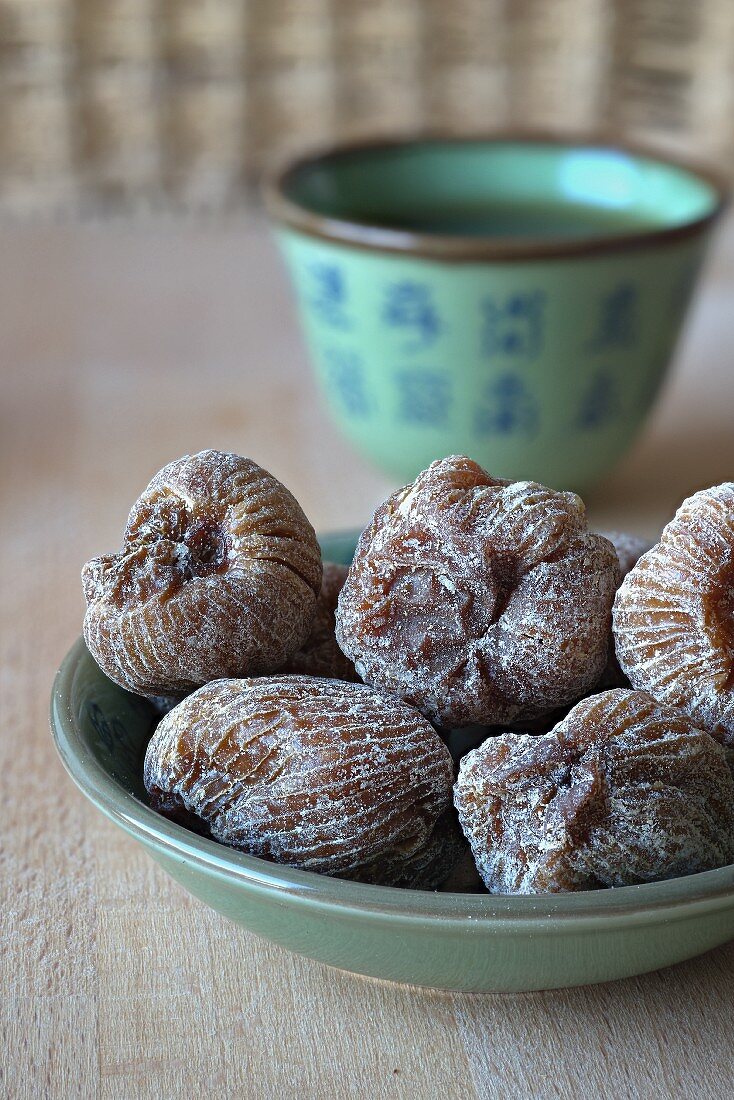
[336,455,620,728]
[279,562,358,682]
[613,484,734,744]
[601,530,653,578]
[349,809,466,889]
[502,534,651,714]
[597,530,653,689]
[454,689,734,894]
[82,450,322,696]
[143,675,457,886]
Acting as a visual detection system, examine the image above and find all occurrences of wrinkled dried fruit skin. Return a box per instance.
[82,450,322,695]
[144,676,457,886]
[500,534,650,719]
[454,689,734,894]
[348,809,466,889]
[596,530,653,690]
[279,562,358,682]
[613,484,734,744]
[336,455,620,728]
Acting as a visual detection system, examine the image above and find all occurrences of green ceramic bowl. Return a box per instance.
[266,135,727,492]
[50,532,734,992]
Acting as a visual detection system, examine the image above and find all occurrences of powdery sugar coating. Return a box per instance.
[279,562,358,682]
[349,809,466,889]
[82,450,322,696]
[454,689,734,894]
[506,532,652,719]
[143,676,457,886]
[336,455,620,728]
[597,530,653,690]
[613,484,734,744]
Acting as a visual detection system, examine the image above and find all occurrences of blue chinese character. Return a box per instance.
[587,282,638,350]
[574,370,620,430]
[382,282,442,350]
[306,262,352,330]
[395,369,450,426]
[474,374,539,437]
[481,292,544,360]
[325,348,370,417]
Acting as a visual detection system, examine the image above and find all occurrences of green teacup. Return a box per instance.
[266,136,726,491]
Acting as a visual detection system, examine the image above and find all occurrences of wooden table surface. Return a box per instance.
[3,212,734,1100]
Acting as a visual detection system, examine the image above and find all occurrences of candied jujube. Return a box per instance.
[278,562,358,682]
[82,450,322,696]
[143,675,457,886]
[454,689,734,894]
[348,809,466,889]
[613,484,734,743]
[596,529,653,690]
[336,455,620,728]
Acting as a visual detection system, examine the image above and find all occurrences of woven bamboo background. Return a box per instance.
[1,0,733,216]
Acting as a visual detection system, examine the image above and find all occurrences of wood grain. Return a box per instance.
[2,213,734,1100]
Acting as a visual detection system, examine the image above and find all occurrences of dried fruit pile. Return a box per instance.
[82,450,734,894]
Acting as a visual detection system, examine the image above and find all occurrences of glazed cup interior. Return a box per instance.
[273,136,725,254]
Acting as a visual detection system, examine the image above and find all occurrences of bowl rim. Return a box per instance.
[51,634,734,926]
[264,130,729,263]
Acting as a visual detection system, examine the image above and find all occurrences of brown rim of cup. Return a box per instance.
[263,130,730,263]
